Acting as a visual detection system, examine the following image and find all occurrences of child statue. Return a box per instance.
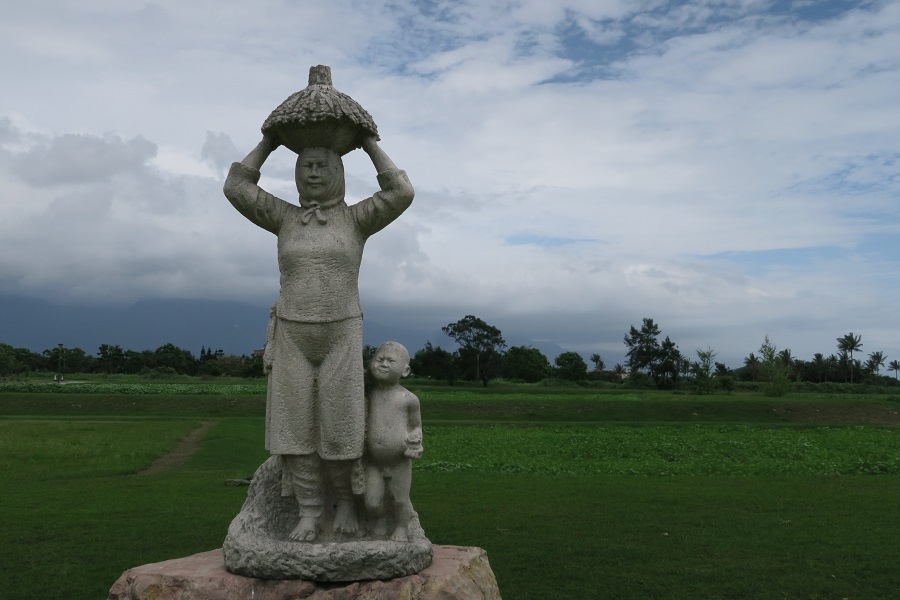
[363,341,424,542]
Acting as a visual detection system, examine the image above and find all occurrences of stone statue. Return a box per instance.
[363,342,423,542]
[221,66,431,581]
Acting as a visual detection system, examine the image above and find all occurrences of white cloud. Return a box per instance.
[199,132,240,173]
[13,133,157,186]
[0,0,898,366]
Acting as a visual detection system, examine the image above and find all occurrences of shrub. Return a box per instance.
[626,371,654,389]
[536,377,579,388]
[143,366,179,379]
[716,375,736,393]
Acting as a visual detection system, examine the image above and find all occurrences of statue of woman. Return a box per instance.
[223,134,414,541]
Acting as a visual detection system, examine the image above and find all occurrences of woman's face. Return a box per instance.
[295,147,343,202]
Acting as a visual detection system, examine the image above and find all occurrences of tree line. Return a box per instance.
[412,316,900,392]
[0,342,263,379]
[620,318,898,393]
[1,315,897,391]
[408,315,593,386]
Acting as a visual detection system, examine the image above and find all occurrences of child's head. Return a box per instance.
[370,341,411,383]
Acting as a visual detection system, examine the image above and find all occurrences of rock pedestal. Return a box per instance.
[108,545,502,600]
[223,455,433,581]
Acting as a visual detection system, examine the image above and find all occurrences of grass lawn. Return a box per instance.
[0,388,897,599]
[418,472,899,599]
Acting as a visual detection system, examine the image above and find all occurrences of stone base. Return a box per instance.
[223,456,433,580]
[108,545,502,600]
[224,536,433,582]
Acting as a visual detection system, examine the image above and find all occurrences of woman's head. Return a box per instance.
[295,147,345,204]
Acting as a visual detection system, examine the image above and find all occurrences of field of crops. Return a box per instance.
[1,383,897,599]
[420,424,898,476]
[0,380,268,395]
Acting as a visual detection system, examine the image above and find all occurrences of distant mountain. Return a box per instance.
[0,294,575,361]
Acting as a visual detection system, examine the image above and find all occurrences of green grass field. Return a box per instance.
[0,385,897,599]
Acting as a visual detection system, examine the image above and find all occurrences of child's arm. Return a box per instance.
[404,392,423,459]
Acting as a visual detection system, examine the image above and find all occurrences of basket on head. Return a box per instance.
[261,65,379,156]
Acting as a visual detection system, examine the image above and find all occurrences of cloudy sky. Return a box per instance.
[1,0,898,367]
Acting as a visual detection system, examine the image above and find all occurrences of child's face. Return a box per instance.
[370,346,410,383]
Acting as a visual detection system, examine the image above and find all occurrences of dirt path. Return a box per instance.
[139,421,216,475]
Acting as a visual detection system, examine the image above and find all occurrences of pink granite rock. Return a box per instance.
[108,545,501,600]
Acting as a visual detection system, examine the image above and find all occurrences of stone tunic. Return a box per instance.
[224,162,414,322]
[224,162,413,458]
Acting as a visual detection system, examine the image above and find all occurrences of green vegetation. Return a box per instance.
[420,472,898,599]
[419,425,898,476]
[3,317,900,394]
[0,384,897,599]
[0,381,267,395]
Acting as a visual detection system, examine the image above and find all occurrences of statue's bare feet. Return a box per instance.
[290,516,318,542]
[332,500,359,535]
[371,515,388,536]
[390,525,409,542]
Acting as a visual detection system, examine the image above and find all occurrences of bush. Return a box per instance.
[625,371,654,389]
[199,361,224,377]
[717,375,736,393]
[536,377,580,388]
[762,377,793,397]
[143,366,179,379]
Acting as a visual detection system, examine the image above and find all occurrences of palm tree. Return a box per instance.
[836,332,863,383]
[590,353,605,372]
[777,348,795,380]
[812,353,827,383]
[743,352,761,382]
[826,354,840,382]
[888,359,900,380]
[866,351,886,376]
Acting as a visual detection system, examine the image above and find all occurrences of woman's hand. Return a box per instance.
[360,135,398,173]
[240,134,280,170]
[360,134,378,154]
[260,133,281,152]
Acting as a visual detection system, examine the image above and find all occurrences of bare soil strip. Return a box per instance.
[139,421,216,475]
[772,403,900,427]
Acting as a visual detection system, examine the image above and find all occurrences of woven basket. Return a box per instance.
[261,65,379,156]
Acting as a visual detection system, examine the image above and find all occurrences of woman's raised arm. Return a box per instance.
[360,135,398,174]
[241,134,280,171]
